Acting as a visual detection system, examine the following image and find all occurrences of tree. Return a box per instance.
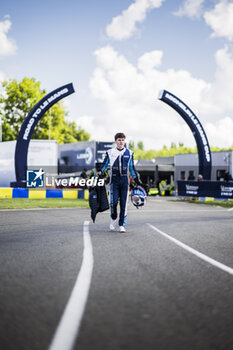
[134,148,155,159]
[59,122,90,144]
[128,140,135,150]
[0,77,90,143]
[137,141,144,150]
[0,77,45,141]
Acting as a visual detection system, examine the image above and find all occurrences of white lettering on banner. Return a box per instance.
[40,100,49,110]
[185,185,199,195]
[221,192,232,196]
[23,118,35,140]
[186,190,198,195]
[165,92,211,163]
[76,147,93,165]
[186,185,199,191]
[22,88,70,141]
[48,88,68,104]
[221,186,233,192]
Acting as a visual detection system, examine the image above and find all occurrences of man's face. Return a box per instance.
[115,138,125,149]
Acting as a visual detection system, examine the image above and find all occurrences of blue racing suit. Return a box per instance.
[100,147,138,227]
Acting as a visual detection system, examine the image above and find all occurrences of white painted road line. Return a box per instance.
[227,208,233,212]
[48,221,94,350]
[147,223,233,276]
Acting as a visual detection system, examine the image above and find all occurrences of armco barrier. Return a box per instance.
[0,188,89,199]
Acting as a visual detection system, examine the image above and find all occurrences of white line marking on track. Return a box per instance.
[128,209,223,212]
[227,208,233,212]
[147,223,233,276]
[48,221,93,350]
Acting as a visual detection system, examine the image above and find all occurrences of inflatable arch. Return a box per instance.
[11,83,75,187]
[158,90,212,180]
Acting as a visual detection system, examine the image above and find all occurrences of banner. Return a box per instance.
[177,180,233,199]
[58,141,95,173]
[95,142,115,163]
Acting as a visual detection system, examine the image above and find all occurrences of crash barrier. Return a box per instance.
[177,180,233,199]
[0,188,89,199]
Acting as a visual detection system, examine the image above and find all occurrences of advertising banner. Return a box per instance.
[95,142,115,163]
[58,141,95,173]
[177,180,233,198]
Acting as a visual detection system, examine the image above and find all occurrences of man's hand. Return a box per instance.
[96,171,102,177]
[135,177,142,185]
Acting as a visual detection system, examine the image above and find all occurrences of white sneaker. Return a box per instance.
[119,226,126,233]
[109,219,117,231]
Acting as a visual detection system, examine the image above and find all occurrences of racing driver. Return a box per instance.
[97,132,141,232]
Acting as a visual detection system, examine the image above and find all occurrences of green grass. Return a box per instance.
[0,198,89,209]
[177,198,233,209]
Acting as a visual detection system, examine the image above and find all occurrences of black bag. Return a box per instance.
[98,185,109,212]
[89,187,99,223]
[89,182,109,223]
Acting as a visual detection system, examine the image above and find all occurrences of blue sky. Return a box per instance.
[1,0,233,149]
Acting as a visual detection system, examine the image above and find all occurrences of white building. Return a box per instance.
[0,140,58,187]
[174,151,233,182]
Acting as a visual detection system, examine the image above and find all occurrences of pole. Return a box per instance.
[49,109,51,140]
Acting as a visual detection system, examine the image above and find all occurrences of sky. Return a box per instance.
[1,0,233,150]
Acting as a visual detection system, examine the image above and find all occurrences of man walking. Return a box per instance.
[97,132,140,232]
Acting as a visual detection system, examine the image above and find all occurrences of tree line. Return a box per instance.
[129,141,233,160]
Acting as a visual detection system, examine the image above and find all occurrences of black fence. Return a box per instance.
[177,180,233,199]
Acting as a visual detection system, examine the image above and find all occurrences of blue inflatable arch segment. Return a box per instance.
[158,90,212,180]
[12,83,75,187]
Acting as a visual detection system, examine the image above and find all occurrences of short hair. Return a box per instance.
[114,132,126,141]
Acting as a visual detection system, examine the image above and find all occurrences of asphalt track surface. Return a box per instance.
[0,198,233,350]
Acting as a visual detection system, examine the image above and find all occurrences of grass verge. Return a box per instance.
[176,198,233,209]
[0,198,89,210]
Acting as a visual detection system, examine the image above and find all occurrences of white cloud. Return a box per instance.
[204,0,233,41]
[106,0,164,41]
[205,117,233,148]
[138,50,163,71]
[174,0,205,18]
[0,17,17,57]
[82,45,233,150]
[0,71,6,81]
[200,46,233,116]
